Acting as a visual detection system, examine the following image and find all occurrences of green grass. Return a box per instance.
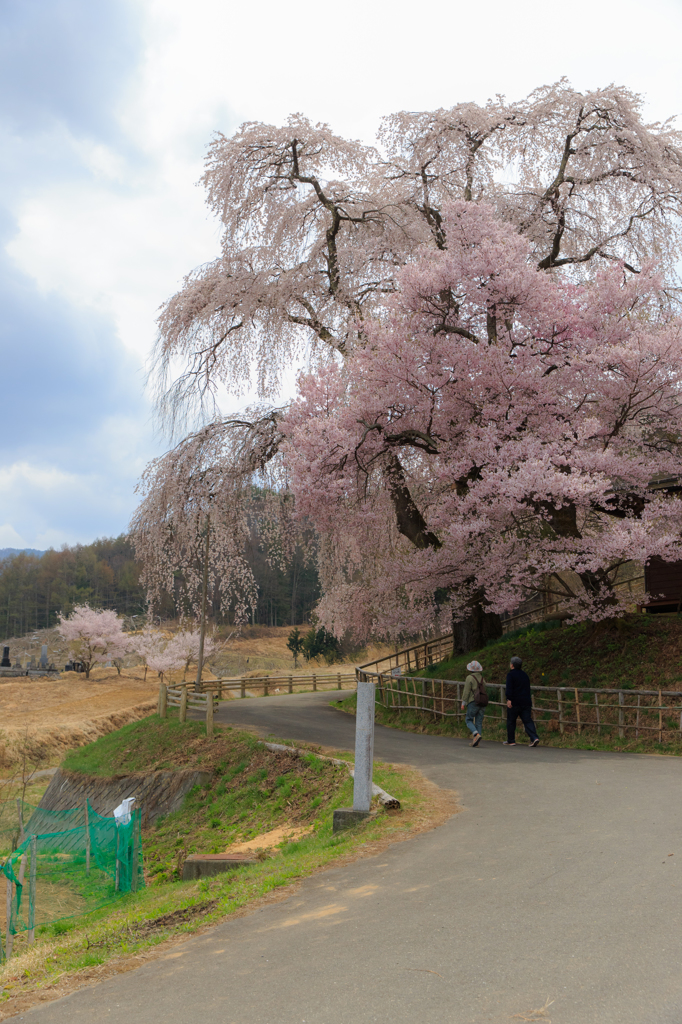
[62,716,212,776]
[0,718,432,1014]
[407,614,682,692]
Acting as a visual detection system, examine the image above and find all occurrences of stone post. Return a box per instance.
[352,678,375,812]
[333,676,375,832]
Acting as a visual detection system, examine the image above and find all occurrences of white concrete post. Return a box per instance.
[352,678,376,812]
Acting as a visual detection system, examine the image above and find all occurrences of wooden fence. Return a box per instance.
[364,671,682,743]
[206,672,356,698]
[357,635,455,679]
[161,685,219,736]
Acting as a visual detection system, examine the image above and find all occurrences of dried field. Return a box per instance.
[0,667,158,770]
[211,624,391,678]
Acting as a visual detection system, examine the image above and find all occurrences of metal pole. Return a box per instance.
[5,877,12,960]
[84,800,90,876]
[27,837,36,944]
[352,679,375,812]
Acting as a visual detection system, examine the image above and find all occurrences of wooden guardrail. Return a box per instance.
[158,684,219,736]
[358,634,454,679]
[208,672,356,698]
[363,671,682,743]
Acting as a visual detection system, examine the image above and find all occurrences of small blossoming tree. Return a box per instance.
[58,605,129,679]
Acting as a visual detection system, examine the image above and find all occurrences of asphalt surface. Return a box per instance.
[12,691,682,1024]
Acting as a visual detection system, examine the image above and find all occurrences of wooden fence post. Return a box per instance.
[595,692,601,736]
[27,836,36,944]
[659,689,663,743]
[312,674,317,692]
[179,685,187,724]
[500,686,505,729]
[84,800,90,877]
[158,682,167,718]
[206,694,214,739]
[618,691,624,739]
[557,690,564,734]
[217,678,223,700]
[337,672,341,690]
[636,695,640,739]
[575,688,581,735]
[240,678,246,699]
[288,675,293,694]
[263,678,269,696]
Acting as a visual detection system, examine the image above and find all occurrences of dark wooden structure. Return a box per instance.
[644,557,682,612]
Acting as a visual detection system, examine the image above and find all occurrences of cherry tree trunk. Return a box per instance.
[194,523,210,693]
[452,596,502,657]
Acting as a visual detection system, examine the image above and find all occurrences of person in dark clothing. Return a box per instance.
[505,656,540,747]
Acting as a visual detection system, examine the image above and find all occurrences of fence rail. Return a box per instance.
[358,635,454,680]
[206,672,356,698]
[363,671,682,743]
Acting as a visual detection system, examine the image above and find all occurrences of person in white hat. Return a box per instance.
[461,660,487,746]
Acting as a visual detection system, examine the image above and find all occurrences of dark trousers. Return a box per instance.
[507,704,539,743]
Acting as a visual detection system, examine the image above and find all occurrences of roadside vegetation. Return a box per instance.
[340,615,682,754]
[0,717,452,1019]
[410,615,682,692]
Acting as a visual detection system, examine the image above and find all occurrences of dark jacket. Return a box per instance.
[506,668,532,707]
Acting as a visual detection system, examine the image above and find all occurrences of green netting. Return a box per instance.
[1,801,144,948]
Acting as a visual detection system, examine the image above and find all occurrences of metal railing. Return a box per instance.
[363,671,682,743]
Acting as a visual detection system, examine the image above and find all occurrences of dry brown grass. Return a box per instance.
[0,667,158,770]
[212,624,391,678]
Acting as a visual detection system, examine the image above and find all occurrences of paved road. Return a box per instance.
[14,692,682,1024]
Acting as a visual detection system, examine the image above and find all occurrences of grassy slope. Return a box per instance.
[412,615,682,691]
[0,716,449,1017]
[346,614,682,754]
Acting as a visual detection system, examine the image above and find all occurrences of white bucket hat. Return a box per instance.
[467,660,483,672]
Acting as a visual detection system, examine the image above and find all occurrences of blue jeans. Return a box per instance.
[465,701,484,736]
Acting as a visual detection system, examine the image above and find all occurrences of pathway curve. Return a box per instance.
[12,692,682,1024]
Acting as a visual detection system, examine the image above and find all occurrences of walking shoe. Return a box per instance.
[503,741,516,746]
[472,734,481,747]
[530,738,540,747]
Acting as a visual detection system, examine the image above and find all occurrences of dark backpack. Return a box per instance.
[473,674,489,707]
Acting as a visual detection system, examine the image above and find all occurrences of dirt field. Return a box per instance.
[0,667,158,770]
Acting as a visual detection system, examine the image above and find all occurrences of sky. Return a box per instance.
[2,0,682,551]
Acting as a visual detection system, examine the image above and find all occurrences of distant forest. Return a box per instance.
[0,533,321,637]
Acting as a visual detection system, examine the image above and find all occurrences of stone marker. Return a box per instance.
[39,645,48,670]
[333,677,375,832]
[0,647,10,668]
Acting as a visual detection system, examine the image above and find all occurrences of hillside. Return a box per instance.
[417,614,682,691]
